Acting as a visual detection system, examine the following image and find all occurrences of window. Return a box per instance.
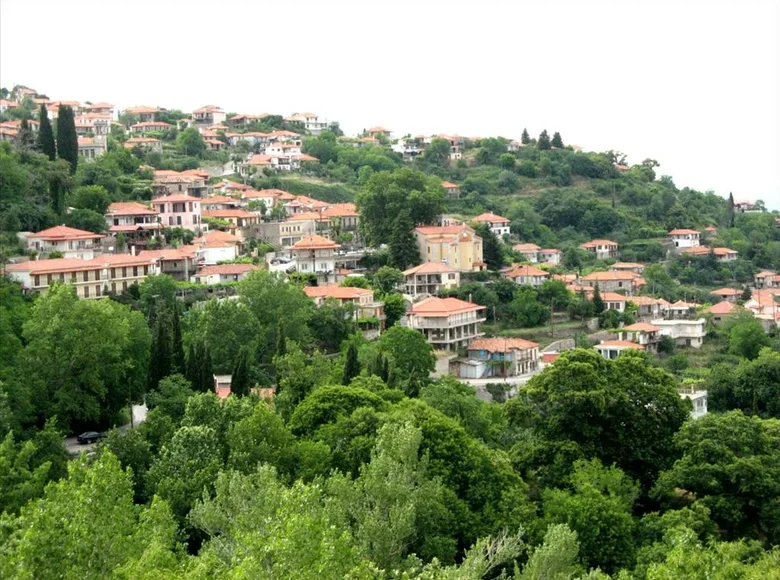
[122,267,127,277]
[111,283,116,293]
[95,285,101,296]
[34,275,40,287]
[143,265,148,275]
[84,286,90,298]
[133,266,138,277]
[47,274,53,284]
[177,216,182,226]
[59,273,65,282]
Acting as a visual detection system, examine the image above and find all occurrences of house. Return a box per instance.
[704,225,718,236]
[356,137,379,147]
[303,284,385,335]
[755,271,780,289]
[193,105,226,126]
[0,99,19,113]
[711,287,742,303]
[201,196,242,211]
[403,262,460,297]
[197,263,259,285]
[151,194,203,231]
[735,199,759,213]
[601,292,628,312]
[123,137,163,153]
[611,262,645,274]
[77,118,109,159]
[618,322,662,352]
[415,225,484,273]
[678,383,708,419]
[286,112,329,135]
[539,249,561,265]
[681,246,738,261]
[580,239,619,260]
[441,181,460,199]
[201,209,260,232]
[130,121,171,134]
[513,243,541,263]
[406,296,486,351]
[652,318,706,348]
[204,138,225,152]
[744,289,780,318]
[124,106,163,122]
[628,296,668,320]
[153,172,207,198]
[227,114,266,128]
[505,264,549,287]
[580,271,645,296]
[669,229,701,248]
[291,234,340,282]
[454,337,540,379]
[704,300,738,324]
[138,247,199,282]
[74,113,112,135]
[82,102,115,117]
[194,229,243,251]
[25,225,105,259]
[366,126,391,138]
[667,300,697,319]
[471,212,511,237]
[594,340,644,360]
[105,202,161,250]
[4,254,156,298]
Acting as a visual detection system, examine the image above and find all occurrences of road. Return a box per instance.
[64,404,148,456]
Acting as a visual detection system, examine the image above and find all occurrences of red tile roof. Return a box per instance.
[28,225,105,241]
[513,243,541,252]
[705,301,736,315]
[152,194,200,203]
[468,337,539,352]
[292,234,340,250]
[410,296,485,317]
[106,202,158,216]
[472,212,510,224]
[595,340,645,350]
[712,287,742,296]
[506,264,549,278]
[303,284,374,300]
[199,264,258,276]
[403,262,458,276]
[580,239,618,248]
[622,322,661,332]
[669,229,701,235]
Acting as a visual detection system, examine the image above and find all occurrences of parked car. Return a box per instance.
[76,431,106,444]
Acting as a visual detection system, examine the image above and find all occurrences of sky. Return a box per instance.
[1,0,778,207]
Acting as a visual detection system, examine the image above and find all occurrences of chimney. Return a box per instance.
[468,293,472,303]
[131,245,136,256]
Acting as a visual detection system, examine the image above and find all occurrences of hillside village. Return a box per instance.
[4,82,780,577]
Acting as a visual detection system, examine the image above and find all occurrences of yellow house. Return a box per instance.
[414,225,484,273]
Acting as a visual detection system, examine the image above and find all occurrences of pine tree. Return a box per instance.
[592,283,605,315]
[342,342,361,385]
[16,118,35,149]
[37,104,56,160]
[170,302,185,374]
[728,192,735,228]
[276,318,287,358]
[230,347,250,397]
[56,105,78,174]
[389,209,420,270]
[521,128,530,145]
[551,131,564,148]
[198,342,214,393]
[537,130,551,150]
[147,303,172,390]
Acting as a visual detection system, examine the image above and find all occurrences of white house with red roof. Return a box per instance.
[505,263,549,287]
[580,270,645,296]
[594,340,645,360]
[197,263,259,285]
[580,239,619,260]
[618,322,662,351]
[151,194,203,231]
[441,181,460,199]
[25,225,106,259]
[403,262,460,297]
[458,337,541,379]
[303,284,386,334]
[130,121,171,134]
[681,246,738,262]
[539,248,561,265]
[291,234,340,282]
[192,105,226,126]
[513,243,541,263]
[669,228,701,248]
[471,212,511,237]
[104,202,162,250]
[652,318,706,348]
[406,296,487,351]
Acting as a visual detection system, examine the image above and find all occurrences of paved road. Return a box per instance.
[64,404,148,456]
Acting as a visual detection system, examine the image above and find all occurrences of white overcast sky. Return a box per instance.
[1,0,778,207]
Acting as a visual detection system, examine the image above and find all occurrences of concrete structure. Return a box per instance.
[291,234,340,282]
[5,254,156,298]
[403,262,460,297]
[594,340,645,360]
[669,229,701,248]
[471,212,511,237]
[406,296,486,351]
[454,337,540,379]
[678,384,708,419]
[505,263,549,287]
[414,225,484,273]
[539,249,561,265]
[651,318,706,348]
[513,243,541,263]
[152,194,203,231]
[580,239,619,260]
[26,225,105,259]
[197,263,259,285]
[618,322,662,352]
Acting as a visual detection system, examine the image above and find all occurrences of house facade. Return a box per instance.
[505,264,549,287]
[580,239,619,260]
[414,225,484,273]
[513,243,541,263]
[594,340,645,360]
[403,262,460,297]
[26,225,106,259]
[651,318,706,348]
[669,229,701,248]
[456,337,540,379]
[471,212,511,237]
[197,264,259,285]
[580,271,645,296]
[152,194,203,231]
[406,296,486,351]
[291,234,340,282]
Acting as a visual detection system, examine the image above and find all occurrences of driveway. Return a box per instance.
[64,404,148,456]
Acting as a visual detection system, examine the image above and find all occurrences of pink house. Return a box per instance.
[151,194,204,231]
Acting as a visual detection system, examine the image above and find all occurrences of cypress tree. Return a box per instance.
[537,130,551,150]
[521,128,530,145]
[728,192,735,228]
[56,105,79,174]
[170,302,185,374]
[230,347,250,397]
[147,303,172,390]
[381,355,390,383]
[198,342,214,393]
[592,283,605,315]
[276,319,286,357]
[551,131,564,148]
[185,343,198,387]
[342,342,361,385]
[37,104,56,160]
[17,118,35,149]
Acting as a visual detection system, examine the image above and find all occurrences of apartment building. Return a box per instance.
[25,225,106,259]
[152,194,203,231]
[454,337,540,379]
[403,262,460,297]
[406,296,486,351]
[291,234,340,282]
[651,318,706,348]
